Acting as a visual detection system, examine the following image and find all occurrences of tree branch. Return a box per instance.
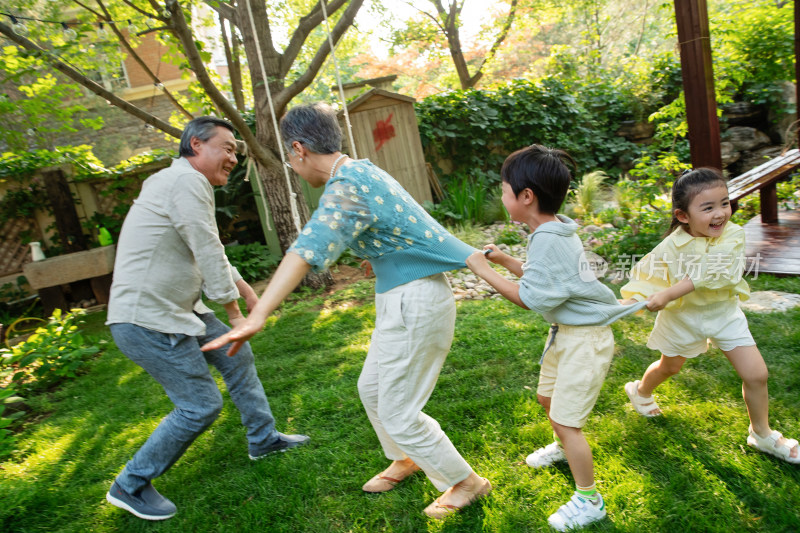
[473,0,518,75]
[165,0,274,167]
[119,0,160,21]
[0,20,182,138]
[282,0,349,73]
[204,0,237,25]
[281,0,364,109]
[96,0,194,119]
[219,13,245,112]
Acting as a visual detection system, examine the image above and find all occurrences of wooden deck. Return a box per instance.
[743,208,800,277]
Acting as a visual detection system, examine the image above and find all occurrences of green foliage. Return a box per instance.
[0,145,107,182]
[423,175,494,226]
[0,309,102,459]
[712,1,795,112]
[0,146,108,230]
[416,77,640,181]
[0,46,102,151]
[225,243,279,283]
[569,170,607,221]
[1,309,100,395]
[494,223,526,245]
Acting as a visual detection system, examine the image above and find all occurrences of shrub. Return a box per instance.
[0,309,102,459]
[225,243,279,282]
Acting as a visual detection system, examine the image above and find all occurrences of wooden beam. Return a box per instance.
[795,0,800,149]
[674,0,721,169]
[39,166,88,253]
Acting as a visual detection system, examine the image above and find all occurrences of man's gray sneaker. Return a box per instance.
[106,481,176,520]
[249,432,310,460]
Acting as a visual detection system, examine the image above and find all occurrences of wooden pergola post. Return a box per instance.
[796,0,800,150]
[674,0,722,170]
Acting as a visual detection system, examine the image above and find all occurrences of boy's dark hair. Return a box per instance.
[667,167,727,235]
[500,144,576,214]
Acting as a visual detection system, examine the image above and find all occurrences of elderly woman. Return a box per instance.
[203,102,490,518]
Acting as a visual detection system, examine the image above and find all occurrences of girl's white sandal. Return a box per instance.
[624,380,662,417]
[747,426,800,464]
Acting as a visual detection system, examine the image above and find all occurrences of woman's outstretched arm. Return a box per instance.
[201,252,312,356]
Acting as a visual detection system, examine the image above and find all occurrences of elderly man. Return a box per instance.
[105,116,308,521]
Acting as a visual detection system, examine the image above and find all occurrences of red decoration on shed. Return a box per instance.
[372,112,396,151]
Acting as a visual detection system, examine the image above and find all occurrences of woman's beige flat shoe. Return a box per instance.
[362,464,421,493]
[423,477,492,519]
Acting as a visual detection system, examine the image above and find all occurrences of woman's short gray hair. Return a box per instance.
[179,116,235,157]
[280,103,342,155]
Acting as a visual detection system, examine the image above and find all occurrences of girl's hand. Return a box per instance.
[646,290,671,311]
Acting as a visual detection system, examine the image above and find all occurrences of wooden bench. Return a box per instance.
[728,148,800,223]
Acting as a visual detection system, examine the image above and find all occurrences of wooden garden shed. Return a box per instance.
[339,88,433,205]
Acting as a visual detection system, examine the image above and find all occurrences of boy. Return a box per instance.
[466,145,645,531]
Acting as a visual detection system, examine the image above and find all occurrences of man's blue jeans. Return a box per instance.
[110,313,278,493]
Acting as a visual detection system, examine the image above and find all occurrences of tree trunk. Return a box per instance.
[251,131,333,289]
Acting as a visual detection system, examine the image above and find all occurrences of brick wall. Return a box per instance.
[124,32,183,88]
[58,93,181,164]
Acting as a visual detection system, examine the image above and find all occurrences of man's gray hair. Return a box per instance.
[179,116,236,157]
[280,103,342,155]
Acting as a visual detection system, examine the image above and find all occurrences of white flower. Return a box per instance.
[375,196,384,205]
[304,250,315,260]
[370,227,378,233]
[393,227,402,235]
[319,215,328,222]
[350,196,359,202]
[373,239,382,247]
[395,204,403,213]
[355,221,363,230]
[357,167,364,173]
[438,236,444,242]
[361,185,370,193]
[328,242,336,252]
[302,227,313,235]
[333,211,342,220]
[329,221,339,230]
[334,188,344,196]
[358,241,366,248]
[390,188,397,196]
[349,186,358,194]
[405,238,413,245]
[396,246,403,250]
[358,210,367,217]
[371,173,380,180]
[408,215,417,224]
[425,230,433,238]
[324,258,332,267]
[325,202,336,209]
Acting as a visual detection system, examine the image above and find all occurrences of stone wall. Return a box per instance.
[618,81,798,177]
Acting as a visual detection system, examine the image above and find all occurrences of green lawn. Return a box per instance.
[2,274,799,532]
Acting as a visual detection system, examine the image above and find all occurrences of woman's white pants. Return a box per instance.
[357,273,473,491]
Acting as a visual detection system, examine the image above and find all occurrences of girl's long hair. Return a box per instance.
[666,167,727,236]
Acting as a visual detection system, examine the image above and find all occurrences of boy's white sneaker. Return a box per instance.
[526,442,567,468]
[548,492,606,531]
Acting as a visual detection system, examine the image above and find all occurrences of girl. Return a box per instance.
[621,167,799,464]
